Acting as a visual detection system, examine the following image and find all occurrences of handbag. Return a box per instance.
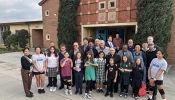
[138,81,146,97]
[23,56,33,72]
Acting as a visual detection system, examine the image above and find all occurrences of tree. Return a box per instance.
[6,34,18,50]
[2,31,11,49]
[57,0,80,51]
[17,29,30,48]
[134,0,173,55]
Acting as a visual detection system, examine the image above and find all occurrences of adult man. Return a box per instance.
[94,39,100,49]
[105,35,116,49]
[58,44,67,90]
[84,40,98,58]
[127,39,134,53]
[146,42,158,99]
[81,38,88,52]
[113,33,123,50]
[106,48,121,93]
[117,45,134,64]
[69,42,84,87]
[147,36,161,50]
[96,40,110,56]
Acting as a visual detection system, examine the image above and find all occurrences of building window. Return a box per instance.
[108,0,116,9]
[99,2,106,10]
[46,34,50,40]
[45,10,49,16]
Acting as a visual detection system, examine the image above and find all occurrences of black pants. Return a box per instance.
[74,72,83,91]
[114,74,120,92]
[49,77,57,87]
[72,69,75,86]
[85,80,93,93]
[133,87,139,95]
[107,79,114,93]
[121,84,129,93]
[59,67,64,87]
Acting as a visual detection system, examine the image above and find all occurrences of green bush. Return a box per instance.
[17,29,30,48]
[5,34,18,50]
[2,31,11,49]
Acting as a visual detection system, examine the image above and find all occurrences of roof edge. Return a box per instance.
[38,0,47,6]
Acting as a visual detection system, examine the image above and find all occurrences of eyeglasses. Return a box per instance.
[74,45,78,46]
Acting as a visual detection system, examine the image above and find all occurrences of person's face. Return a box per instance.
[61,46,66,52]
[135,45,141,52]
[83,40,88,45]
[109,59,114,64]
[50,43,55,46]
[24,49,30,56]
[156,51,163,58]
[122,46,128,52]
[147,37,153,43]
[89,42,94,48]
[77,53,81,59]
[116,34,119,38]
[128,40,133,46]
[123,56,128,62]
[110,48,115,55]
[108,37,112,42]
[64,53,69,58]
[95,41,99,46]
[136,59,141,65]
[36,48,41,54]
[87,54,92,58]
[50,47,55,53]
[100,41,105,47]
[142,43,148,48]
[73,43,79,50]
[99,53,104,58]
[148,44,154,50]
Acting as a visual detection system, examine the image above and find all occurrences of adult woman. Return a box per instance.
[148,50,167,100]
[46,46,59,92]
[21,47,33,97]
[32,47,46,94]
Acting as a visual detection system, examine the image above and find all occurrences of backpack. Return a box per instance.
[138,81,146,97]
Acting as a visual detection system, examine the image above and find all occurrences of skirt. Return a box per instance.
[132,79,142,89]
[48,67,57,77]
[120,74,130,86]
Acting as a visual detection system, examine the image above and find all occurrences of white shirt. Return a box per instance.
[108,41,113,47]
[46,54,59,68]
[32,54,46,72]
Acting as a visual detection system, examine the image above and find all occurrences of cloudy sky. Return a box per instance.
[0,0,42,23]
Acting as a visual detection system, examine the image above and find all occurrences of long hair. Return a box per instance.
[47,46,58,57]
[75,51,82,60]
[121,55,131,69]
[133,58,144,70]
[85,51,94,63]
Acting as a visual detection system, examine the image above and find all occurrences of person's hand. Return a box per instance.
[76,66,79,69]
[56,68,58,72]
[46,69,48,72]
[106,78,108,81]
[149,78,155,86]
[120,68,124,72]
[114,79,116,83]
[73,67,76,70]
[115,64,117,66]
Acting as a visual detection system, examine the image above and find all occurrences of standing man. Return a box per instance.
[105,35,117,49]
[81,38,89,52]
[147,36,161,50]
[106,48,121,93]
[84,40,98,58]
[128,39,135,53]
[69,42,84,87]
[58,44,67,90]
[113,33,123,50]
[97,40,110,56]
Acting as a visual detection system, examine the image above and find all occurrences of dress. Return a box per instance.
[96,58,106,83]
[120,63,132,86]
[85,59,97,81]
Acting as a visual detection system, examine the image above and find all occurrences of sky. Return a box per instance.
[0,0,42,23]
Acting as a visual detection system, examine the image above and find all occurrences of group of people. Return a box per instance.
[20,33,167,100]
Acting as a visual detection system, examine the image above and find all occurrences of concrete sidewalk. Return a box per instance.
[0,52,174,100]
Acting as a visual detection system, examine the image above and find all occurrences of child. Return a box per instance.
[60,52,73,95]
[132,58,144,99]
[96,51,106,93]
[46,46,59,92]
[119,55,132,98]
[105,58,118,97]
[84,51,98,99]
[73,52,83,95]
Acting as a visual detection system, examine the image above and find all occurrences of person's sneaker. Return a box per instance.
[104,92,109,97]
[41,89,45,93]
[100,89,104,93]
[53,87,56,92]
[69,90,72,95]
[119,92,123,97]
[148,98,153,100]
[38,89,42,94]
[46,84,50,88]
[110,93,113,97]
[97,89,100,93]
[87,94,91,99]
[30,91,33,95]
[134,94,138,99]
[74,90,79,94]
[59,86,64,90]
[89,91,92,96]
[124,93,128,98]
[26,93,33,98]
[65,89,68,95]
[153,95,157,100]
[50,87,53,92]
[84,93,88,98]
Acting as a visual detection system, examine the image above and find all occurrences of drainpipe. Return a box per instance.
[27,24,31,48]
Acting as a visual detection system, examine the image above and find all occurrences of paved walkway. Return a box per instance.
[0,52,174,100]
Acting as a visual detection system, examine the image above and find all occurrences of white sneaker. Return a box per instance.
[89,91,92,96]
[87,94,91,99]
[84,93,88,98]
[65,89,68,95]
[50,87,53,92]
[53,87,56,92]
[69,90,72,95]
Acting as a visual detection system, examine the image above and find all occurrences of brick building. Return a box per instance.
[39,0,175,64]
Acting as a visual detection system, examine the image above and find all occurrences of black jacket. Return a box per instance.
[84,47,98,58]
[146,49,158,68]
[21,55,32,70]
[106,54,121,68]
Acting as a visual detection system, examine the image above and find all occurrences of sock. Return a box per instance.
[41,87,44,89]
[100,88,102,90]
[149,95,153,99]
[38,87,40,89]
[162,99,166,100]
[97,88,99,90]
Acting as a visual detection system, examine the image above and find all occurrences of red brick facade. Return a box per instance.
[39,0,175,64]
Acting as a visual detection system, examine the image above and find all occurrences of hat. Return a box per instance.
[148,42,154,45]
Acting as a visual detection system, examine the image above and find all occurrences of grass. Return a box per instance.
[0,48,21,54]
